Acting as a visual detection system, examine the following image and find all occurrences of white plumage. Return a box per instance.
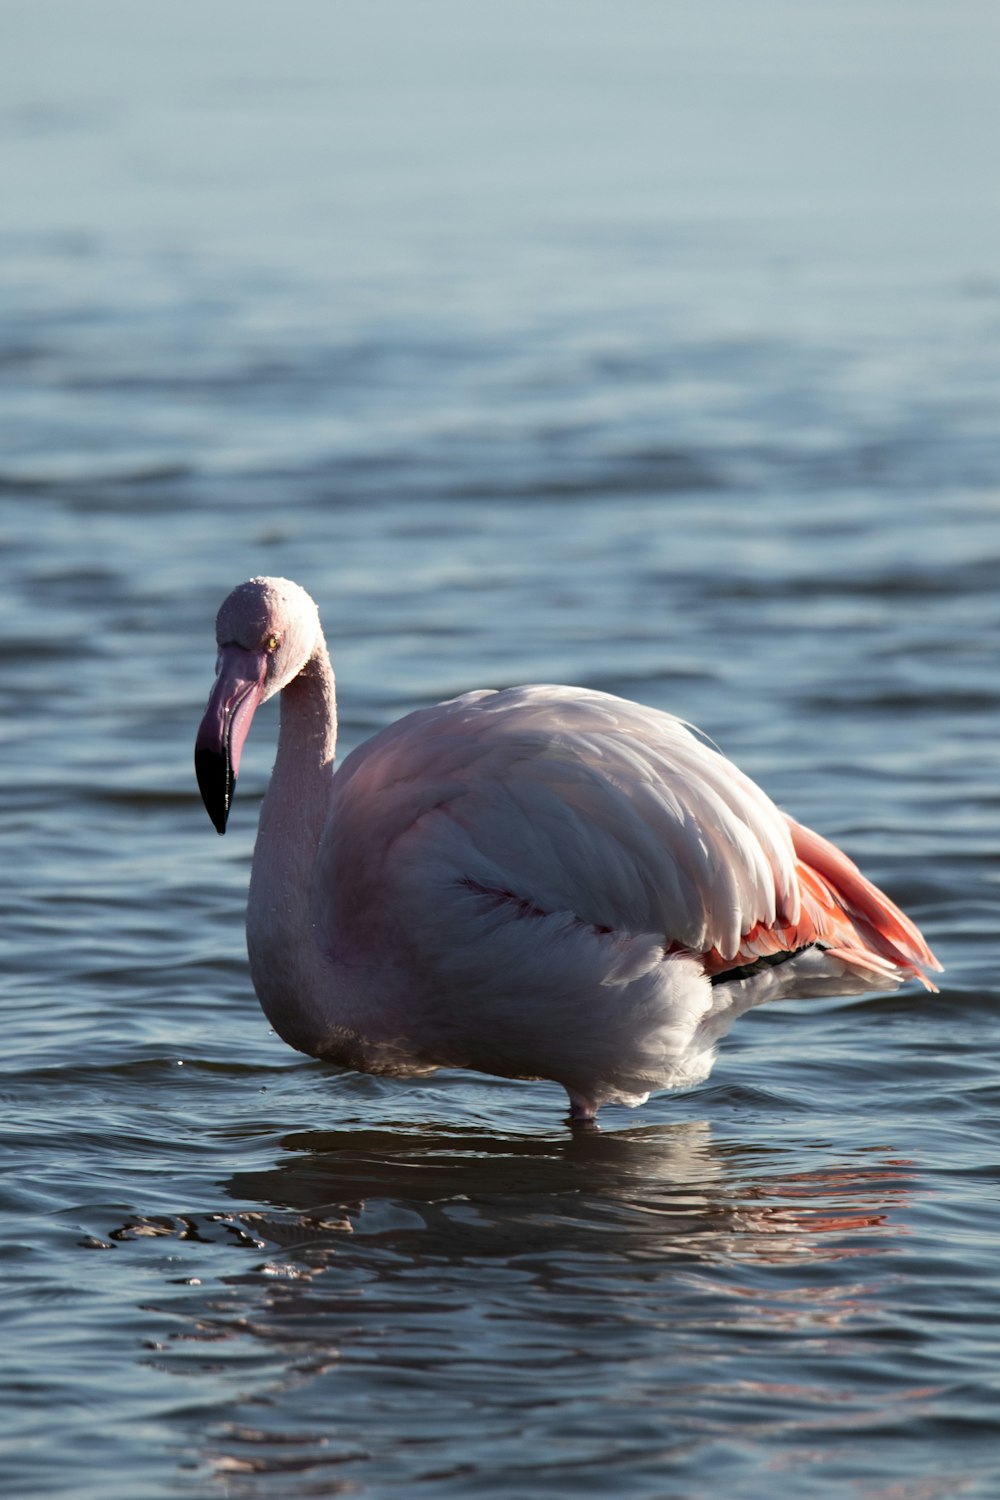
[195,577,941,1121]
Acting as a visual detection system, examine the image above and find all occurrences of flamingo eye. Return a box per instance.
[266,635,280,652]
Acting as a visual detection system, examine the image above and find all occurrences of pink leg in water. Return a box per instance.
[566,1090,600,1129]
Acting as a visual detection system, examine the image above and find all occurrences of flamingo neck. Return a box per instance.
[246,637,338,1050]
[273,639,339,810]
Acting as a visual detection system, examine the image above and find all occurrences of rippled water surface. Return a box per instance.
[3,3,1000,1496]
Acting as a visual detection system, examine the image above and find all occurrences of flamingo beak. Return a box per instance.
[195,646,268,834]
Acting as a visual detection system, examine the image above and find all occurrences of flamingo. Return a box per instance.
[195,576,941,1123]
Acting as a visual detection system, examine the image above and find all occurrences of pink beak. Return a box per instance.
[195,645,268,834]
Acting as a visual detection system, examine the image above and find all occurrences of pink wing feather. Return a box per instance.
[700,816,941,991]
[328,685,940,995]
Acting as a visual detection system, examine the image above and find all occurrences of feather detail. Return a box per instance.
[701,817,941,993]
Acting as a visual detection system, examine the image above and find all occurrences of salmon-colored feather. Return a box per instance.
[787,819,942,991]
[703,817,941,992]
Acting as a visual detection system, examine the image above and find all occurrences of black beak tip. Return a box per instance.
[195,746,233,835]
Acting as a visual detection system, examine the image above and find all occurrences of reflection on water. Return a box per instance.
[225,1119,915,1268]
[108,1123,925,1495]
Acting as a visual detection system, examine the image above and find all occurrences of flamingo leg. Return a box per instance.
[566,1090,600,1129]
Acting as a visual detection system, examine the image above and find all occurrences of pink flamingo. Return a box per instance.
[195,577,941,1122]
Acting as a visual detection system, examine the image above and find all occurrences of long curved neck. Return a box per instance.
[268,637,338,847]
[246,636,338,1049]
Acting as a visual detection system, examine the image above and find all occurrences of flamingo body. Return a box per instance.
[196,577,941,1120]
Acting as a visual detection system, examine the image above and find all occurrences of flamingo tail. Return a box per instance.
[787,818,942,993]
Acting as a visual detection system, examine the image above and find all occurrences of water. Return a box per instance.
[3,2,1000,1495]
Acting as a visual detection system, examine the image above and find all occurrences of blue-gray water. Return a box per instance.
[3,3,999,1496]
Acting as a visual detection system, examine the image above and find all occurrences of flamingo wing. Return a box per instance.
[319,687,801,961]
[318,686,941,996]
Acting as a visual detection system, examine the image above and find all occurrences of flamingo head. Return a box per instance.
[195,576,322,834]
